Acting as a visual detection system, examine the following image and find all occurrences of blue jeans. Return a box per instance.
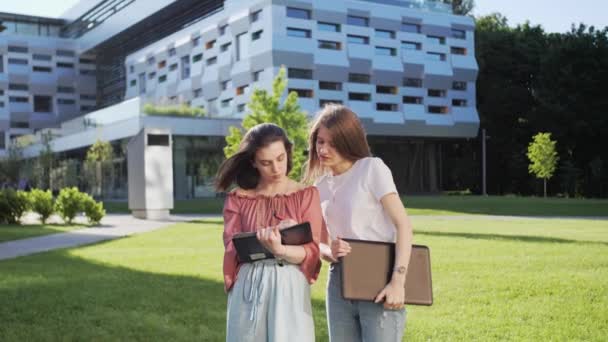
[326,262,406,342]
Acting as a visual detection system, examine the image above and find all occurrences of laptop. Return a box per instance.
[341,239,433,306]
[232,222,313,263]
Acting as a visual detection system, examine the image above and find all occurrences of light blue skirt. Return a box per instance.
[226,259,315,342]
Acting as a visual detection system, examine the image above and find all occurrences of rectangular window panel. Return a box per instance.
[349,92,371,101]
[318,22,340,32]
[287,7,310,19]
[348,73,370,84]
[347,35,369,45]
[319,81,342,91]
[287,28,311,38]
[288,68,313,79]
[347,15,368,27]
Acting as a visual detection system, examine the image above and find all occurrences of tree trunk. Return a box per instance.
[543,178,547,198]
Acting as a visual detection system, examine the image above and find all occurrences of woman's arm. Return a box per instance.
[258,225,307,264]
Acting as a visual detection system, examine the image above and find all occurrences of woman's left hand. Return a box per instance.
[257,225,285,257]
[374,280,405,310]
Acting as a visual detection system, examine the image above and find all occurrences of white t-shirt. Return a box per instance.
[315,157,398,242]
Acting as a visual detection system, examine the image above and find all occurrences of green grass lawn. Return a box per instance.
[104,195,608,217]
[0,224,82,243]
[1,216,607,341]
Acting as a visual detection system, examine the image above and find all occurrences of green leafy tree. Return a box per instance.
[86,140,113,198]
[527,133,559,197]
[223,66,308,179]
[443,0,475,15]
[29,189,54,224]
[38,131,55,190]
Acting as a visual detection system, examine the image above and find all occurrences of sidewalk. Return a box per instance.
[0,213,219,261]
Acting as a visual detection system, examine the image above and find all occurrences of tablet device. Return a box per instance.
[232,222,313,263]
[341,239,433,306]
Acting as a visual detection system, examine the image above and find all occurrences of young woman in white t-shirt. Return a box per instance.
[304,104,414,342]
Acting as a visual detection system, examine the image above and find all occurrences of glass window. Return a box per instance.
[206,40,216,50]
[56,49,75,57]
[451,47,467,55]
[251,10,262,22]
[219,25,227,36]
[428,89,446,97]
[57,98,76,105]
[452,81,467,90]
[288,68,313,79]
[287,28,311,38]
[318,22,340,32]
[401,22,420,33]
[57,62,75,68]
[319,81,342,91]
[34,95,53,112]
[401,41,421,50]
[427,35,446,45]
[376,29,395,39]
[252,30,263,41]
[318,40,341,50]
[377,103,397,111]
[376,85,397,94]
[181,55,190,79]
[452,99,467,107]
[347,35,369,45]
[253,70,263,81]
[375,46,396,56]
[348,73,370,84]
[206,57,217,65]
[8,46,28,53]
[403,78,422,87]
[8,58,28,65]
[428,106,448,114]
[287,7,310,19]
[451,29,466,39]
[9,83,28,91]
[138,73,146,94]
[57,86,75,93]
[426,52,446,61]
[221,98,233,108]
[348,92,371,101]
[158,75,167,83]
[403,96,423,104]
[192,37,201,47]
[9,97,29,103]
[168,48,176,56]
[33,54,52,61]
[220,42,231,52]
[288,88,313,98]
[33,66,52,73]
[192,54,203,63]
[194,88,203,97]
[347,15,368,27]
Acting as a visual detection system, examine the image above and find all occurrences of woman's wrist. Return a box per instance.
[274,245,287,259]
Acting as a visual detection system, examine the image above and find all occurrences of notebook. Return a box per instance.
[232,222,312,263]
[341,239,433,306]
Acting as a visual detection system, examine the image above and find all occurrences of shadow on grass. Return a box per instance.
[188,218,224,225]
[417,230,608,246]
[0,251,329,341]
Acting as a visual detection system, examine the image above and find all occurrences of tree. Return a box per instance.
[86,140,114,198]
[223,66,308,179]
[37,131,55,190]
[527,133,559,197]
[443,0,474,15]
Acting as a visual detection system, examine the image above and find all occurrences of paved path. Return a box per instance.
[0,213,219,261]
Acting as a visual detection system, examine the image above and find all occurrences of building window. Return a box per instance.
[347,15,368,27]
[219,25,227,36]
[221,80,231,91]
[288,68,313,79]
[253,70,263,81]
[288,88,313,98]
[0,131,4,149]
[349,92,371,101]
[206,40,216,50]
[148,72,156,79]
[0,55,3,73]
[377,103,398,111]
[348,73,370,84]
[158,75,167,83]
[80,94,96,101]
[403,96,423,104]
[9,97,29,103]
[57,86,75,93]
[158,60,166,69]
[168,48,176,56]
[192,37,201,47]
[56,49,75,57]
[80,69,95,76]
[376,29,395,39]
[206,57,217,66]
[287,27,311,38]
[138,73,146,94]
[236,33,246,61]
[181,55,190,80]
[319,81,342,91]
[57,62,74,68]
[194,88,203,98]
[236,85,249,95]
[0,101,4,108]
[11,122,30,129]
[428,89,446,97]
[319,99,343,107]
[9,83,28,91]
[376,46,397,56]
[57,99,76,105]
[403,78,422,87]
[401,41,421,50]
[401,22,420,33]
[318,22,340,32]
[147,57,155,65]
[34,95,52,112]
[286,7,310,19]
[81,105,96,112]
[221,98,233,108]
[347,35,369,45]
[79,58,95,64]
[376,85,397,94]
[8,58,28,65]
[426,52,446,61]
[451,47,467,55]
[192,53,203,63]
[8,45,28,53]
[452,99,468,107]
[33,54,52,61]
[452,81,467,90]
[428,106,448,114]
[252,30,263,41]
[452,29,466,39]
[251,9,262,22]
[220,42,231,52]
[237,103,246,112]
[129,65,134,73]
[169,63,178,71]
[427,35,446,45]
[318,40,341,50]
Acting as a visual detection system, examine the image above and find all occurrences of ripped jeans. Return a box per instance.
[327,262,406,342]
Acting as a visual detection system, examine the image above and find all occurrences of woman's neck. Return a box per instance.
[330,160,354,176]
[256,178,292,195]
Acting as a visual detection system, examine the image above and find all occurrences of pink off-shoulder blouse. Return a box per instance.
[222,186,323,292]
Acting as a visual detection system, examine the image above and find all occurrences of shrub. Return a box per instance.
[54,187,84,224]
[29,189,54,224]
[82,193,106,225]
[143,103,205,117]
[0,189,30,224]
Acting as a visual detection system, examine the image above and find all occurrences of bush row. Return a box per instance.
[0,187,105,225]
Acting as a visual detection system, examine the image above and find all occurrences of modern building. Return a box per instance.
[0,0,479,197]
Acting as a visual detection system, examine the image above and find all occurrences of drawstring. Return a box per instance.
[243,262,266,322]
[380,311,388,328]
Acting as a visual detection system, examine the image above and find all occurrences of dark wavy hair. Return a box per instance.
[215,123,293,191]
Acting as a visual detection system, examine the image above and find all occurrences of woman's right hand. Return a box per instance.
[331,237,351,259]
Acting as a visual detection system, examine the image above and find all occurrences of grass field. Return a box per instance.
[103,195,608,217]
[1,216,606,341]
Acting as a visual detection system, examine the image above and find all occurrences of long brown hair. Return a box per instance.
[303,104,371,183]
[215,123,293,191]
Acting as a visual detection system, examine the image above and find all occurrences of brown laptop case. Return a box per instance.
[341,239,433,306]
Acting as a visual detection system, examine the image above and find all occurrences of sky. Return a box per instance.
[0,0,606,33]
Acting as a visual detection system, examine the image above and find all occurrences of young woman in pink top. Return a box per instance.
[216,123,323,342]
[304,105,414,342]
